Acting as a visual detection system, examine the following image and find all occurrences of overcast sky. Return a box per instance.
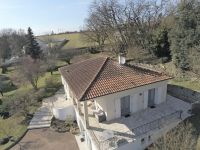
[0,0,93,35]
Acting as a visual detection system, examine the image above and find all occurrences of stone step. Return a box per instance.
[34,112,52,115]
[37,108,51,111]
[31,118,52,123]
[28,124,51,129]
[32,115,53,119]
[29,120,52,125]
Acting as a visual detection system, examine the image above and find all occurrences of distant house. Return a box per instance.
[59,56,191,150]
[35,38,68,54]
[36,39,49,51]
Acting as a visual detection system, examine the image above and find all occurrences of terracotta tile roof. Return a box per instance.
[59,57,172,101]
[59,57,107,100]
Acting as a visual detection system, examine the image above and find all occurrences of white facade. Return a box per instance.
[61,76,73,100]
[116,121,181,150]
[94,80,168,121]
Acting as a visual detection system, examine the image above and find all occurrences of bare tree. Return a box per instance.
[0,29,27,73]
[45,51,57,75]
[85,0,170,55]
[17,56,45,90]
[0,35,11,62]
[9,29,26,56]
[89,0,128,54]
[0,29,26,58]
[149,122,197,150]
[43,35,60,75]
[82,11,108,50]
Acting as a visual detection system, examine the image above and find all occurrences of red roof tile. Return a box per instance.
[59,57,172,101]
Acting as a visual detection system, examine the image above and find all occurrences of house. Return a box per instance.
[35,38,68,54]
[59,56,191,150]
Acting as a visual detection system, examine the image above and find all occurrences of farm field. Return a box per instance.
[37,32,93,50]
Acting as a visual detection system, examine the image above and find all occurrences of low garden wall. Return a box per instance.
[167,84,200,110]
[4,129,28,150]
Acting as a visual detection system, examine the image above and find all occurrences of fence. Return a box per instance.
[91,110,182,150]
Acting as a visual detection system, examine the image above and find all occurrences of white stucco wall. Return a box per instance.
[117,120,181,150]
[61,75,76,101]
[94,80,169,121]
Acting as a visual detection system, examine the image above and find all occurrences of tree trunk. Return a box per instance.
[30,81,38,91]
[1,66,7,74]
[0,90,3,96]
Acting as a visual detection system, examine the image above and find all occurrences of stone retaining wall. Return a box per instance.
[167,84,200,111]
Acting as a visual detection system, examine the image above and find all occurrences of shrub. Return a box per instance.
[0,103,10,119]
[45,77,61,89]
[88,47,100,54]
[30,88,46,102]
[0,75,9,81]
[0,80,17,93]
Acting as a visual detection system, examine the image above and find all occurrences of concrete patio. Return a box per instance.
[78,95,191,149]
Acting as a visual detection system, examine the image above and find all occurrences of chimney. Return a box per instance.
[118,53,126,65]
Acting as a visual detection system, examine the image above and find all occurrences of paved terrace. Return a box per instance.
[80,95,191,149]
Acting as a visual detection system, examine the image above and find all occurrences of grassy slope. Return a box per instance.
[170,79,200,92]
[37,32,93,49]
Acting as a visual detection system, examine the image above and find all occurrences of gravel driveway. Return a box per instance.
[11,128,79,150]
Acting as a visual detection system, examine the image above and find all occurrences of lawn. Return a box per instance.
[37,32,93,50]
[0,115,27,150]
[170,79,200,92]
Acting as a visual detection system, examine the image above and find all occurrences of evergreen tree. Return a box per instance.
[152,28,171,59]
[25,27,41,59]
[170,0,199,71]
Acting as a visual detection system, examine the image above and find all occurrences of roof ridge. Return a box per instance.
[60,57,107,71]
[79,57,109,101]
[126,63,164,76]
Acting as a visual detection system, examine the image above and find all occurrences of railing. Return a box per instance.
[91,110,182,150]
[132,110,182,137]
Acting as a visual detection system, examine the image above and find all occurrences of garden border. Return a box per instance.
[4,128,28,150]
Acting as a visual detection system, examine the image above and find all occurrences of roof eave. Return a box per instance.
[81,77,172,101]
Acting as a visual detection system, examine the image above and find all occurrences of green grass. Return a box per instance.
[0,114,27,150]
[37,32,93,50]
[170,79,200,92]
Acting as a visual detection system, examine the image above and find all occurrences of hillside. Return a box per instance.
[37,32,93,50]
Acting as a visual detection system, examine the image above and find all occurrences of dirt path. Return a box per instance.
[11,128,79,150]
